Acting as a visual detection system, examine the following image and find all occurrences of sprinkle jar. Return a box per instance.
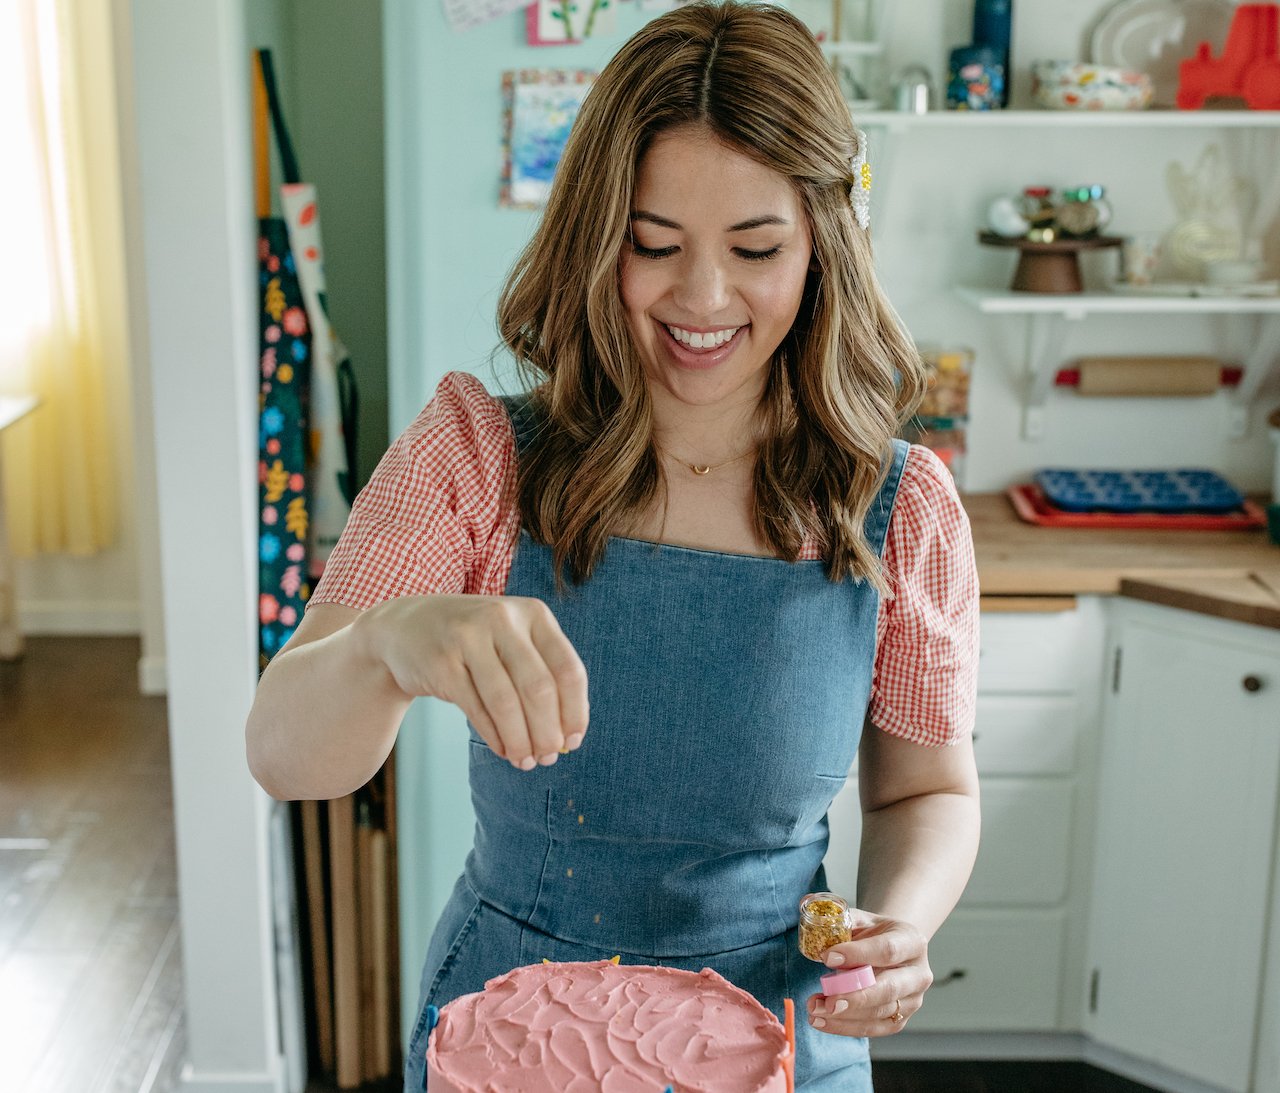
[798,892,853,961]
[799,892,879,996]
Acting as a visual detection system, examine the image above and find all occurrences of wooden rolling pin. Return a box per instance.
[1071,356,1224,396]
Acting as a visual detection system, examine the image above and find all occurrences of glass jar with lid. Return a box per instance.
[798,892,877,996]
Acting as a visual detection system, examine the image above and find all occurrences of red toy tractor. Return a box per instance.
[1178,2,1280,110]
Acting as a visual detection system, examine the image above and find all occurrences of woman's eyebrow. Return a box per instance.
[630,210,791,231]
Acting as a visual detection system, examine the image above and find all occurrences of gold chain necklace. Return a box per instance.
[661,448,757,476]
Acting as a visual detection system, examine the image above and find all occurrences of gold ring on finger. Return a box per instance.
[888,998,904,1022]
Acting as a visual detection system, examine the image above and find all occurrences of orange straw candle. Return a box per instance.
[783,997,796,1093]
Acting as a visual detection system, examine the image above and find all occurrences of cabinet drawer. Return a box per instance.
[973,695,1078,776]
[978,612,1082,694]
[962,780,1074,906]
[825,777,1074,908]
[905,911,1066,1032]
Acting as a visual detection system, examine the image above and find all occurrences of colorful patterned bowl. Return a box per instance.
[1031,60,1153,110]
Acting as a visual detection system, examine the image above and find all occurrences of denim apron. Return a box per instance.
[405,395,908,1092]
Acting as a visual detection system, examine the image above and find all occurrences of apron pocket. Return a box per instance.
[406,889,483,1067]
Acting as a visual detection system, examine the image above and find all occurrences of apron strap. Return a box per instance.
[257,49,301,185]
[865,437,910,559]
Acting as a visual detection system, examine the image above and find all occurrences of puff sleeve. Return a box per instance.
[309,371,520,609]
[868,445,980,746]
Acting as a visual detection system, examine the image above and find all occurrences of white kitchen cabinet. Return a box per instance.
[828,600,1107,1036]
[1085,601,1280,1093]
[919,604,1105,1033]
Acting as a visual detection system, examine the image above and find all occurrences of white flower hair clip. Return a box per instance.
[850,127,871,231]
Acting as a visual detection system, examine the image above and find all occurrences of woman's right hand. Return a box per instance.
[355,594,589,771]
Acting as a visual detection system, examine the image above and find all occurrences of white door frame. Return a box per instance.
[128,1,284,1089]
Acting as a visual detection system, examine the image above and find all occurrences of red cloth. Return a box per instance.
[312,372,979,746]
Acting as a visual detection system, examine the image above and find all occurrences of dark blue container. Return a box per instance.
[973,0,1012,47]
[972,0,1012,105]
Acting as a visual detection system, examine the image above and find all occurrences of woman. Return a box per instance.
[246,3,980,1089]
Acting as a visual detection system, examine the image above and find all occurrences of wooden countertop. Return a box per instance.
[965,492,1280,628]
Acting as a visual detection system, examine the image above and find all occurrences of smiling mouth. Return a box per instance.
[662,322,746,351]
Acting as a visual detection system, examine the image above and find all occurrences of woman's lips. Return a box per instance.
[657,321,747,371]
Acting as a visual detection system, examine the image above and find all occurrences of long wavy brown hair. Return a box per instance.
[496,0,926,588]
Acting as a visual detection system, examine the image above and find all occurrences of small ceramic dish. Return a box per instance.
[1031,60,1153,110]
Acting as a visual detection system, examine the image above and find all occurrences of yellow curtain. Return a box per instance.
[0,0,122,557]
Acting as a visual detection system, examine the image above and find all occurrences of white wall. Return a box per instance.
[130,0,284,1089]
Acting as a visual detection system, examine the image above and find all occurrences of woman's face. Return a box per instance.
[620,126,813,415]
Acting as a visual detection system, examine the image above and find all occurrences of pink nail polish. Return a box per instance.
[566,732,584,750]
[812,1017,826,1029]
[537,753,558,766]
[833,1000,849,1015]
[825,952,846,967]
[519,756,537,771]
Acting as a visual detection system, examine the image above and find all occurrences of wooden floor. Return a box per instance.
[2,637,1160,1093]
[0,637,185,1093]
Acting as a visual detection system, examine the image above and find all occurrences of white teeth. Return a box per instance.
[665,324,740,349]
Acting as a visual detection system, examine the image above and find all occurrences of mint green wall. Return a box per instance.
[285,0,389,486]
[382,0,657,1042]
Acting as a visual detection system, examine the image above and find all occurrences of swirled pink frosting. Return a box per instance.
[426,961,789,1093]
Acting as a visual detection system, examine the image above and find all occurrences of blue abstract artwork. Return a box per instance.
[501,69,595,208]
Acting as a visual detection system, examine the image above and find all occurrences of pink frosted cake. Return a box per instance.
[425,960,792,1092]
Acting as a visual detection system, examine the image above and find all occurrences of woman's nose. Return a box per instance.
[671,255,730,316]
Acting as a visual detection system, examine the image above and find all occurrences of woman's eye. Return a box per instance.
[628,241,781,262]
[631,241,677,259]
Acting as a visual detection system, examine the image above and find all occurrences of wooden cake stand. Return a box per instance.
[978,232,1124,294]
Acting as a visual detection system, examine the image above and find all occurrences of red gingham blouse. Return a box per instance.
[311,372,979,746]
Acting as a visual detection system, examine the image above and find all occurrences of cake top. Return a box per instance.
[426,960,790,1092]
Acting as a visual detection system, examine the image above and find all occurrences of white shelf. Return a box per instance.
[956,286,1280,317]
[857,109,1280,130]
[818,40,884,57]
[954,287,1280,441]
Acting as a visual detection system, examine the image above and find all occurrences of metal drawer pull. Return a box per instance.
[934,969,968,988]
[1243,675,1263,693]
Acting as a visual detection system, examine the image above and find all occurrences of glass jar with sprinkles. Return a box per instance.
[798,892,853,961]
[798,891,878,996]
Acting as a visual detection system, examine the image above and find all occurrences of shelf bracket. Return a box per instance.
[1022,309,1083,440]
[1224,313,1280,439]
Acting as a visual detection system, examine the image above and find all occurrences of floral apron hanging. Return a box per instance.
[254,49,313,669]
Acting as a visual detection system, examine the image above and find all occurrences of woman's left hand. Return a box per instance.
[805,908,931,1037]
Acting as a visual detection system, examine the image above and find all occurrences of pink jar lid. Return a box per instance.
[820,965,876,996]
